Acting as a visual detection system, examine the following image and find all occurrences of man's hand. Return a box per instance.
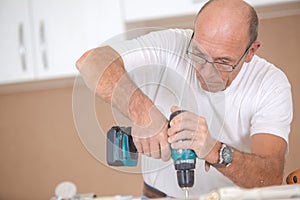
[167,106,217,162]
[129,93,171,161]
[132,116,171,161]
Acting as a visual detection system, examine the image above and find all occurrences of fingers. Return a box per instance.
[149,140,160,158]
[140,140,151,157]
[160,142,171,161]
[133,137,143,154]
[133,137,171,160]
[168,108,215,159]
[168,130,204,149]
[168,130,195,143]
[168,112,207,137]
[159,133,171,161]
[171,139,194,150]
[132,137,152,157]
[132,123,171,161]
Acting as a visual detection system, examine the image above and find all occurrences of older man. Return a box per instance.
[76,0,293,198]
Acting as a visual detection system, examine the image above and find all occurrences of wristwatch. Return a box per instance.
[215,143,234,168]
[205,143,234,171]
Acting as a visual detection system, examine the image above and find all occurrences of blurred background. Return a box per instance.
[0,0,299,199]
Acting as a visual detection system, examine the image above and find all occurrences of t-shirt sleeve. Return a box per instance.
[250,67,293,145]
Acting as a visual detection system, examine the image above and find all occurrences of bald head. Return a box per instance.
[195,0,258,46]
[191,0,261,91]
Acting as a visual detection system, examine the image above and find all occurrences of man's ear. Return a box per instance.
[244,40,261,63]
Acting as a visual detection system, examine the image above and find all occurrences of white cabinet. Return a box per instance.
[0,0,124,84]
[123,0,300,23]
[0,0,35,83]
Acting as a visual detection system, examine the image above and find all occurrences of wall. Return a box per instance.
[0,85,143,200]
[0,14,299,200]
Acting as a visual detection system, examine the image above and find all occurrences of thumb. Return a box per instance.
[170,105,181,113]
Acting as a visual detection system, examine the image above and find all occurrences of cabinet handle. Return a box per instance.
[40,21,48,69]
[19,23,27,71]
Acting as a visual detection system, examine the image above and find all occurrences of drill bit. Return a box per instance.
[184,189,189,198]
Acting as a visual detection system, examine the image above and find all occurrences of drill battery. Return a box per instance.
[106,126,138,166]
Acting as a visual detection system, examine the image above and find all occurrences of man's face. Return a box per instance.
[192,10,252,92]
[189,33,250,92]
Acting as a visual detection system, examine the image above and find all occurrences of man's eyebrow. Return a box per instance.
[192,42,235,62]
[214,56,235,63]
[193,47,234,62]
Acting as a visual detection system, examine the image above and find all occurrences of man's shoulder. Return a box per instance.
[247,55,290,87]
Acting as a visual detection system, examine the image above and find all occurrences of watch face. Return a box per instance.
[222,147,233,164]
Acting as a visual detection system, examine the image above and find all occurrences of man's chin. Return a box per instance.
[200,82,225,93]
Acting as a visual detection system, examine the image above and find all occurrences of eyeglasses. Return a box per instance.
[186,32,252,72]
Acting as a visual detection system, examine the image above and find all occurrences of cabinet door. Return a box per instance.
[0,0,35,84]
[30,0,124,80]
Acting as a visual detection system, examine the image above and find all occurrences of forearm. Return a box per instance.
[97,53,156,126]
[111,75,156,126]
[76,46,156,125]
[206,142,284,188]
[76,46,120,97]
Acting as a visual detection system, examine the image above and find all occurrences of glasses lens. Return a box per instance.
[214,63,233,72]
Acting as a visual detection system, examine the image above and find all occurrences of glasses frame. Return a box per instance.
[186,32,253,72]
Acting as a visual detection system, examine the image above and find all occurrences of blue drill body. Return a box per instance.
[171,149,197,161]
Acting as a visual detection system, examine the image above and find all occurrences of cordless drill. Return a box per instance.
[169,110,197,196]
[106,111,197,196]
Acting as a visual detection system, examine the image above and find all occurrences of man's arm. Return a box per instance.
[206,134,286,187]
[168,106,286,188]
[76,46,171,160]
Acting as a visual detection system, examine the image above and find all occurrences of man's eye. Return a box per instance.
[217,59,231,64]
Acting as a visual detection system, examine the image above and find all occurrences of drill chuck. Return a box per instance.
[177,169,195,188]
[172,149,196,189]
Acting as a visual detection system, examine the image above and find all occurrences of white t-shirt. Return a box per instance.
[109,29,293,197]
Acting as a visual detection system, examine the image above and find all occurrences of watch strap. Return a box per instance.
[214,143,233,168]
